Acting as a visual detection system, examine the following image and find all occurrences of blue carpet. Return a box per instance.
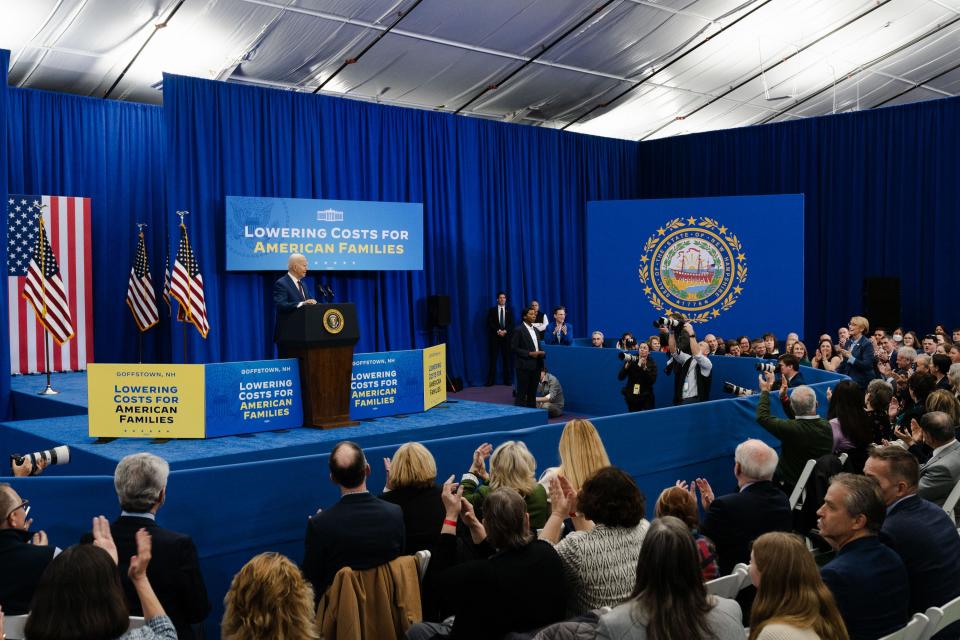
[10,372,88,419]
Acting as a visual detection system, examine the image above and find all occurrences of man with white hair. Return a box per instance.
[756,373,833,492]
[681,439,792,574]
[273,253,317,342]
[82,453,209,639]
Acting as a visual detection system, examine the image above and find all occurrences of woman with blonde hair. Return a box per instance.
[462,439,549,528]
[925,388,960,426]
[748,532,848,640]
[221,552,318,640]
[380,442,445,554]
[539,419,611,491]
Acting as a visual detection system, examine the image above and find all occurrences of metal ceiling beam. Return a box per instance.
[559,0,774,131]
[103,0,187,99]
[874,58,960,107]
[637,0,895,140]
[753,12,960,125]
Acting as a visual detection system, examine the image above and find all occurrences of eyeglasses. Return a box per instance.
[4,499,29,520]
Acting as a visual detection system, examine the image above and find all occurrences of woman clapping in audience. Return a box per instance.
[462,440,549,528]
[748,532,848,640]
[221,552,319,640]
[25,516,176,640]
[596,516,743,640]
[380,442,445,555]
[811,338,841,371]
[655,486,719,580]
[540,467,650,616]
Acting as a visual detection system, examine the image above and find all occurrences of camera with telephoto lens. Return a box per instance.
[756,362,777,374]
[653,316,681,330]
[618,351,639,364]
[723,381,754,397]
[10,445,70,475]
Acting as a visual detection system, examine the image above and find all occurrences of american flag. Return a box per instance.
[169,223,209,338]
[7,195,93,374]
[126,229,158,332]
[162,238,172,316]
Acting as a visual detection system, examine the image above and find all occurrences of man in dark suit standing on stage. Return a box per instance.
[511,305,545,407]
[274,253,317,316]
[486,291,513,386]
[83,453,210,639]
[303,441,405,600]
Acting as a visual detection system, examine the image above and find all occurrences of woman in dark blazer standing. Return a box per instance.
[618,341,657,412]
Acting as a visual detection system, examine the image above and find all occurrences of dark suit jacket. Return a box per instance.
[486,305,514,337]
[837,335,877,389]
[379,484,444,556]
[700,481,792,575]
[302,492,405,599]
[820,536,909,640]
[82,515,210,639]
[881,494,960,615]
[273,274,310,314]
[0,528,56,615]
[511,323,544,371]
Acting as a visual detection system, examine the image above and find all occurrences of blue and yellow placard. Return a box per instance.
[88,364,206,438]
[587,195,804,339]
[204,359,303,437]
[225,196,424,271]
[423,344,447,409]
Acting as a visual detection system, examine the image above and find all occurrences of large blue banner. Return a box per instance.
[204,359,303,437]
[225,196,423,271]
[587,195,804,341]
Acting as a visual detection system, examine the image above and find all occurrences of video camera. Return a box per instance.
[756,362,777,374]
[723,382,754,397]
[10,445,70,476]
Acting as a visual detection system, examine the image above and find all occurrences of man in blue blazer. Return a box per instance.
[543,306,573,346]
[837,315,877,389]
[865,446,960,621]
[273,253,317,341]
[817,473,909,640]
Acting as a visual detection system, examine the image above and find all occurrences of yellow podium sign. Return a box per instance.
[422,344,447,410]
[88,364,206,438]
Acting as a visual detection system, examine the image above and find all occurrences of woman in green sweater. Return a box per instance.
[461,440,549,529]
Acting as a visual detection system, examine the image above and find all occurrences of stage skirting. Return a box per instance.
[2,357,846,638]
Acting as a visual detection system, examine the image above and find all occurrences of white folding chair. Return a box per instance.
[919,593,960,640]
[129,616,146,630]
[414,549,431,583]
[878,613,929,640]
[705,563,750,599]
[3,614,28,640]
[789,459,818,510]
[942,477,960,525]
[838,452,849,466]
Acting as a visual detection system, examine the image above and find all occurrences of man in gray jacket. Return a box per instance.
[917,411,960,514]
[536,367,565,418]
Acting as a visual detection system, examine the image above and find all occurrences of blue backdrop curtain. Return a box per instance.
[6,88,167,366]
[0,50,10,417]
[163,74,640,382]
[636,96,960,338]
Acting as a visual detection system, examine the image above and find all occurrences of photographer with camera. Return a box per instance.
[618,341,657,412]
[777,353,806,389]
[616,332,637,351]
[662,314,712,405]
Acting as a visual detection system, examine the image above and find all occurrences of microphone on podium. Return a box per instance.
[324,284,335,300]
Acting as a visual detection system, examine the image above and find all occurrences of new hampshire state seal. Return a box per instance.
[638,216,748,323]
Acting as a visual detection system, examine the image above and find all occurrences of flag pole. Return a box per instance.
[33,205,58,395]
[177,210,189,364]
[135,223,146,364]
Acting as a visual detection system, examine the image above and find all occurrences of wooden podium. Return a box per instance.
[276,303,359,429]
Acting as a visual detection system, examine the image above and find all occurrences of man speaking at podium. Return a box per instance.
[274,254,317,347]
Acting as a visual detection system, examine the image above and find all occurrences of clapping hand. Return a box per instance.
[128,528,153,583]
[383,457,393,490]
[826,386,833,401]
[548,475,577,518]
[441,476,464,520]
[758,371,775,392]
[92,515,119,565]
[888,396,900,421]
[695,478,716,510]
[471,443,493,481]
[459,498,486,544]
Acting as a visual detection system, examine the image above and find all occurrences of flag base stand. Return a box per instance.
[37,383,59,396]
